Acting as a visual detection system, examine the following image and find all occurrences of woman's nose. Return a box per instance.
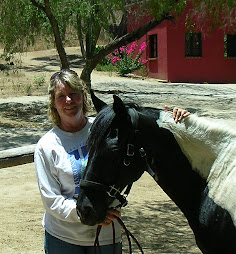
[65,95,72,103]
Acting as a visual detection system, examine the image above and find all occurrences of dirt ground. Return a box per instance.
[1,47,236,253]
[0,164,200,254]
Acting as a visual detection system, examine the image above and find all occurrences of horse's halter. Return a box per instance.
[79,179,131,208]
[79,108,157,208]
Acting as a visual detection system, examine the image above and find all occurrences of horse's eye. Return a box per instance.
[108,128,118,139]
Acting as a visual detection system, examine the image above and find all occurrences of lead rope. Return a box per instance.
[94,225,102,254]
[94,215,144,254]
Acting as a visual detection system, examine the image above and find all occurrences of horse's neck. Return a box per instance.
[157,111,234,179]
[138,110,206,217]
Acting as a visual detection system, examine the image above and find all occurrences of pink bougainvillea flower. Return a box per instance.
[113,49,119,55]
[141,59,148,63]
[119,46,125,53]
[107,53,113,60]
[126,42,137,54]
[112,56,122,63]
[126,49,132,54]
[139,42,147,52]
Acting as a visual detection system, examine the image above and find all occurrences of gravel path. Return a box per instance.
[1,79,236,151]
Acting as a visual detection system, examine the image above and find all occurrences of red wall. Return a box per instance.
[127,6,236,83]
[147,22,169,80]
[166,21,236,83]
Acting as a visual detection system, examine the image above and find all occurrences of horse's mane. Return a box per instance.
[157,111,236,179]
[158,111,236,141]
[88,105,115,151]
[88,102,141,151]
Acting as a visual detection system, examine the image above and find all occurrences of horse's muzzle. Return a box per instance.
[76,194,106,226]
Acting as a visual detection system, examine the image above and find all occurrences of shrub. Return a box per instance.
[33,74,46,88]
[108,42,148,76]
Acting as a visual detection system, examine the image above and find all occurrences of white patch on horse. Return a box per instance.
[157,111,236,226]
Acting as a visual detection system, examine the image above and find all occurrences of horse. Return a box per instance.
[77,91,236,254]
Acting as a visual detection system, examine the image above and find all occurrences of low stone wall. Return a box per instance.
[0,144,36,168]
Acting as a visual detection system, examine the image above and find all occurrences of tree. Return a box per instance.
[187,0,236,32]
[0,0,235,87]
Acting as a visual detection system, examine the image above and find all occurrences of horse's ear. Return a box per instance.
[113,95,128,117]
[90,89,107,112]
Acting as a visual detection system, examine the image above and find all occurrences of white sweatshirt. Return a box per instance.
[34,117,121,246]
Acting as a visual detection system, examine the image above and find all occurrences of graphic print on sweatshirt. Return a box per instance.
[67,145,88,195]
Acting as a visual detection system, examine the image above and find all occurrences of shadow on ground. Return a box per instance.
[0,102,50,150]
[121,200,201,254]
[20,53,85,73]
[0,127,48,150]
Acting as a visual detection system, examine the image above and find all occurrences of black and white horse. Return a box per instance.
[77,91,236,254]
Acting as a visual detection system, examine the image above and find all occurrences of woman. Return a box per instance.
[34,69,121,254]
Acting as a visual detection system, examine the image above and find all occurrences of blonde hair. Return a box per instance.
[48,69,91,126]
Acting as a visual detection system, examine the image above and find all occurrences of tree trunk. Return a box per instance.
[109,11,127,38]
[76,15,86,60]
[30,0,69,69]
[44,0,69,69]
[80,62,93,89]
[81,7,102,88]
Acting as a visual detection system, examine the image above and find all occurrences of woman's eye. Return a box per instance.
[56,95,64,99]
[71,93,81,98]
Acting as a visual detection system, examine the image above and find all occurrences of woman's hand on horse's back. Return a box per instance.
[172,107,190,123]
[164,106,191,123]
[99,209,120,226]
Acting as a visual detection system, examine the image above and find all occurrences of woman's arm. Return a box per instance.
[34,146,79,222]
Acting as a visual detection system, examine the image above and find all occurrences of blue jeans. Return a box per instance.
[44,231,122,254]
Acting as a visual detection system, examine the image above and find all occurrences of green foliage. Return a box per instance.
[24,83,32,96]
[95,63,117,72]
[116,59,147,76]
[71,0,126,29]
[33,74,46,88]
[0,0,46,53]
[139,0,187,20]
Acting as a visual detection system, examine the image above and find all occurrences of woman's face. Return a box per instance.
[53,82,84,126]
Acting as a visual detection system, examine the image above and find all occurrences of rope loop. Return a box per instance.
[94,215,144,254]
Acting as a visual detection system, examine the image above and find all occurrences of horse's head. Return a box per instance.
[77,91,146,225]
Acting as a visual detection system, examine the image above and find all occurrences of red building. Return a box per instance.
[127,8,236,83]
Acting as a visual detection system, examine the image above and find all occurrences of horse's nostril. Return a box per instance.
[83,205,95,217]
[77,193,106,226]
[77,203,97,222]
[78,206,98,226]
